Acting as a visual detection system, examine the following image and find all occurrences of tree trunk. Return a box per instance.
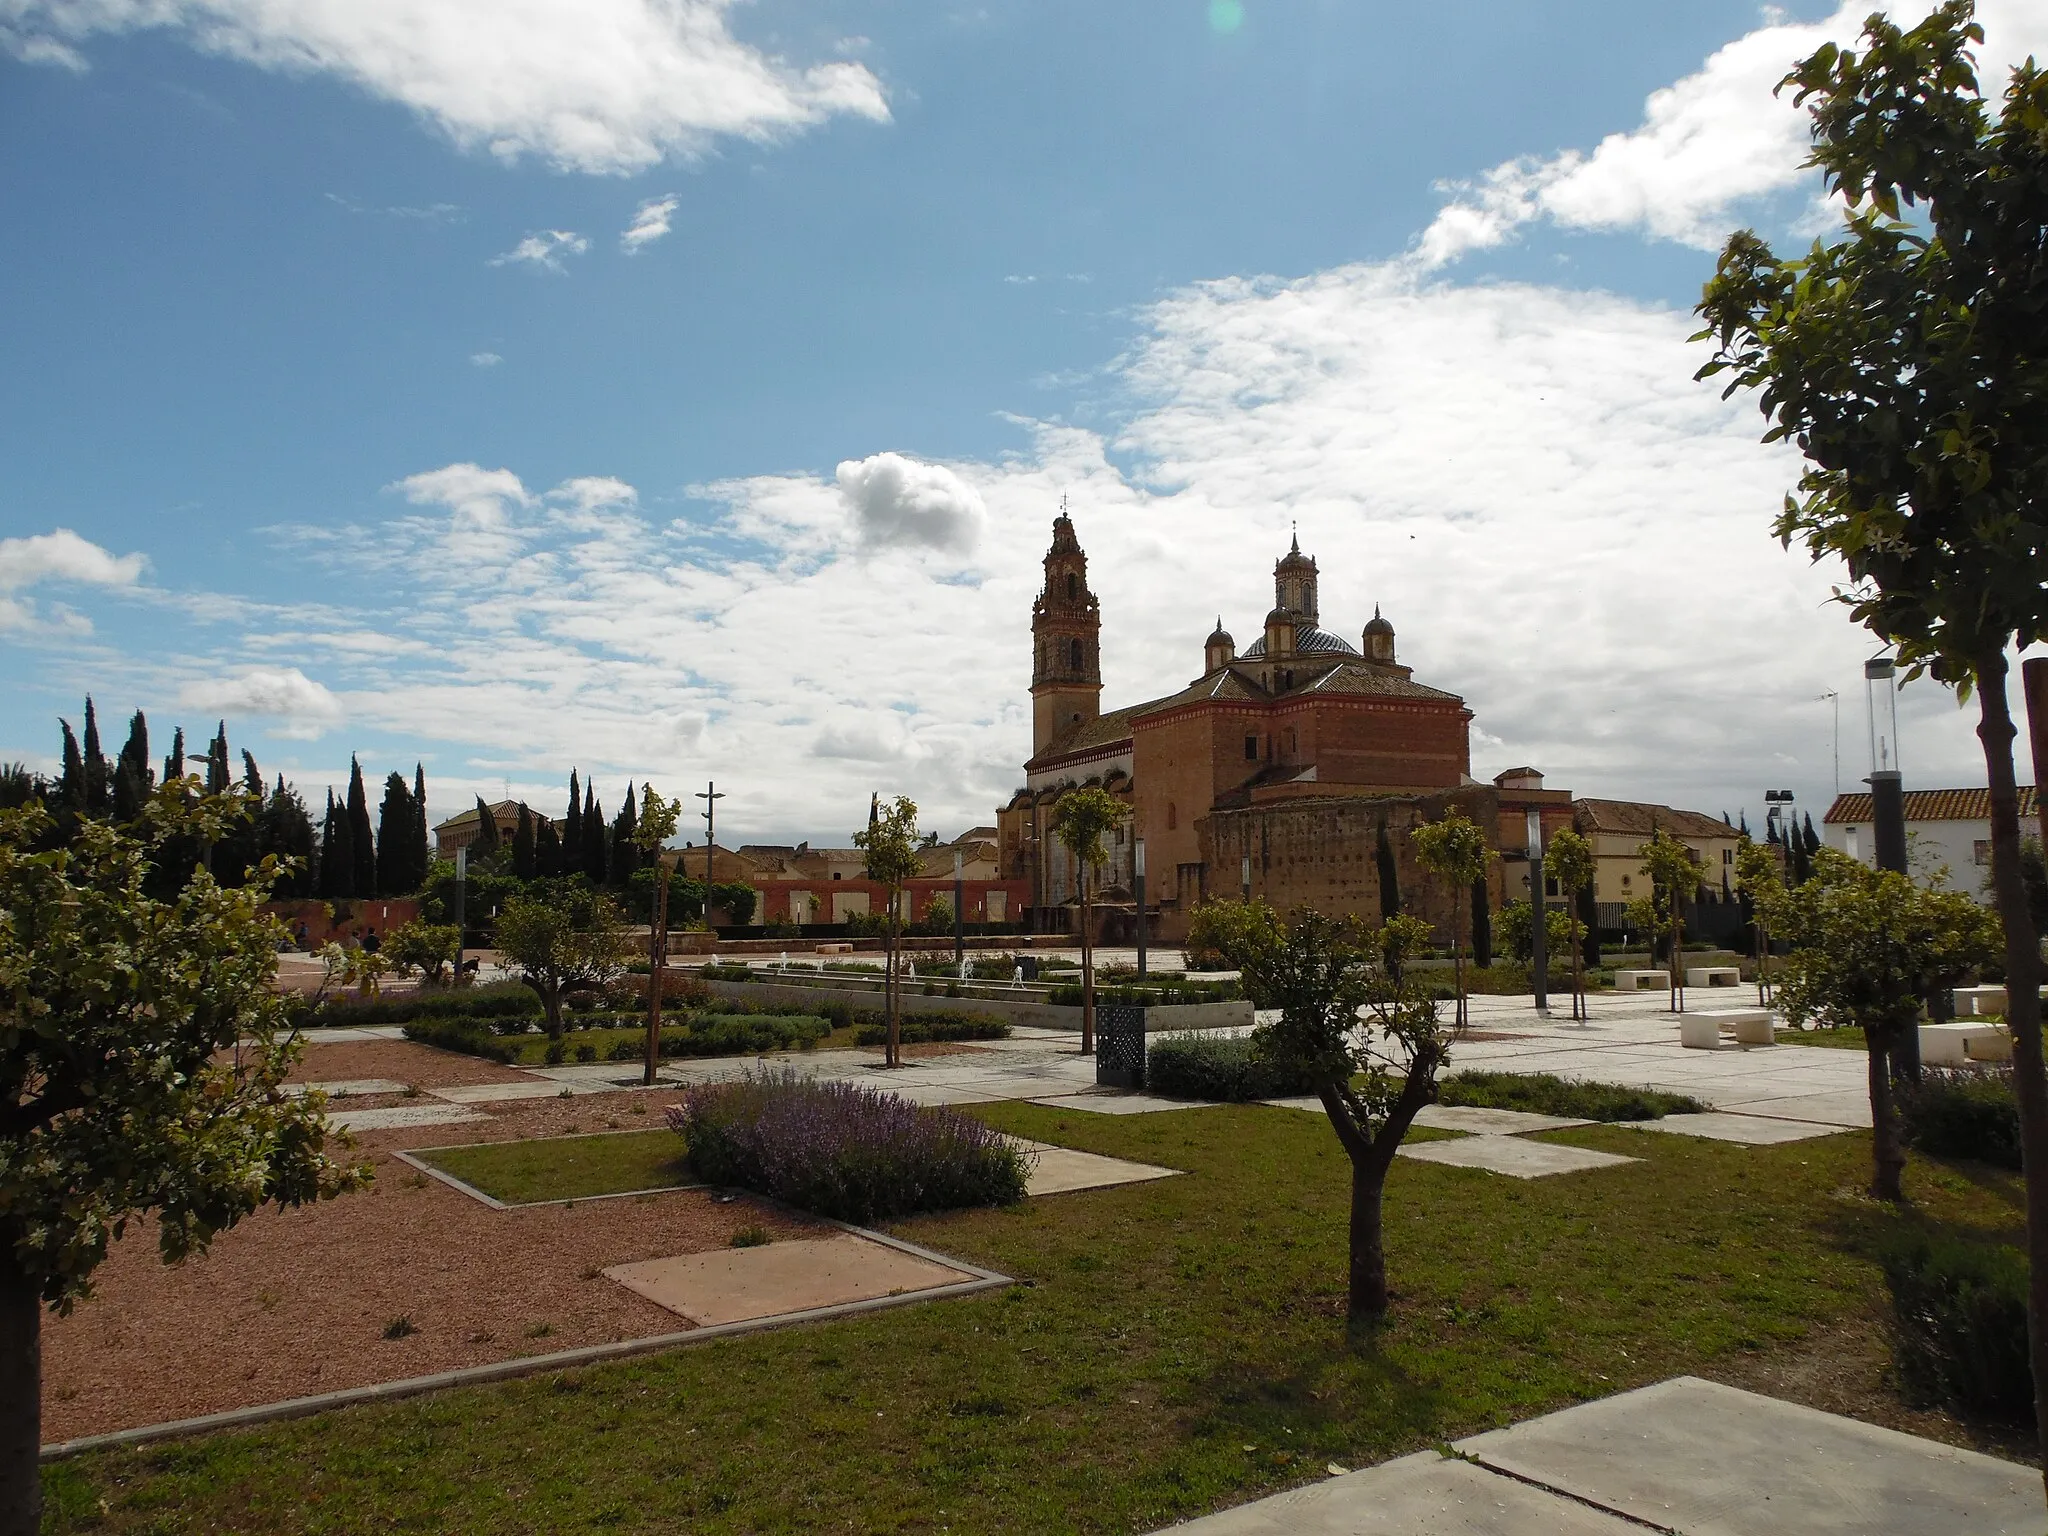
[1668,897,1685,1014]
[1079,865,1095,1056]
[1571,931,1586,1023]
[0,1263,40,1536]
[1347,1159,1389,1321]
[1867,1028,1905,1202]
[540,980,563,1040]
[1972,653,2048,1494]
[644,873,667,1086]
[1451,905,1465,1033]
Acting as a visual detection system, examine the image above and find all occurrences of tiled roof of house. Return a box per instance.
[1824,786,2038,824]
[1303,665,1462,702]
[1573,798,1737,841]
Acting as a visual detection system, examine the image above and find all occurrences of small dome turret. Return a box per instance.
[1263,606,1296,660]
[1204,617,1235,673]
[1363,605,1396,664]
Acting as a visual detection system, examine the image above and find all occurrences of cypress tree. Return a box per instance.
[584,788,608,884]
[320,789,355,899]
[512,803,537,881]
[1374,818,1401,920]
[412,765,430,888]
[535,816,562,878]
[347,758,377,895]
[241,749,263,797]
[610,782,639,887]
[1801,813,1821,858]
[162,726,186,786]
[1470,878,1492,969]
[377,772,417,894]
[563,770,582,872]
[57,720,84,813]
[81,698,110,817]
[113,710,151,821]
[472,794,501,859]
[265,775,318,899]
[206,723,231,797]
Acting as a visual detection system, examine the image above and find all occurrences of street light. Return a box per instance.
[1134,837,1147,981]
[1525,809,1547,1015]
[1865,657,1907,875]
[953,847,965,973]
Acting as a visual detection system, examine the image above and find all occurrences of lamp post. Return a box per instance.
[1240,852,1251,900]
[452,845,467,981]
[695,781,725,923]
[1526,809,1548,1015]
[1134,837,1147,981]
[1865,657,1907,875]
[953,847,965,974]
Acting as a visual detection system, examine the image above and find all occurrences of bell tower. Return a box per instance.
[1031,506,1102,756]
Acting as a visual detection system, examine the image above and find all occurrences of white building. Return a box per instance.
[1822,786,2040,904]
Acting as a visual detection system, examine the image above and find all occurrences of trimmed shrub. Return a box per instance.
[1436,1071,1706,1121]
[1882,1234,2032,1419]
[401,1015,519,1064]
[1046,979,1242,1007]
[1899,1066,2021,1170]
[851,1010,1010,1046]
[668,1069,1029,1221]
[1145,1032,1317,1101]
[598,1015,831,1062]
[293,980,540,1030]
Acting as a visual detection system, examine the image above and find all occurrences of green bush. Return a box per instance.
[1046,980,1242,1007]
[851,1010,1009,1046]
[293,980,540,1029]
[1899,1066,2021,1170]
[1436,1071,1706,1122]
[1145,1032,1317,1102]
[400,1015,520,1064]
[1881,1233,2032,1419]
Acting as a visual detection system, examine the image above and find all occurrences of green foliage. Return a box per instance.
[1182,896,1284,981]
[1881,1233,2032,1419]
[291,979,539,1029]
[1048,786,1127,882]
[1145,1032,1317,1102]
[1436,1072,1708,1123]
[0,790,367,1312]
[495,881,630,1036]
[1411,809,1491,896]
[382,919,460,982]
[855,795,924,899]
[400,1015,521,1064]
[1495,900,1575,966]
[1900,1066,2022,1170]
[851,1011,1010,1045]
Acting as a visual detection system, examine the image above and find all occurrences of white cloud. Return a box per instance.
[491,230,587,270]
[0,527,146,633]
[834,452,986,556]
[620,193,678,252]
[469,350,502,367]
[3,0,889,174]
[178,667,341,740]
[1416,0,2048,266]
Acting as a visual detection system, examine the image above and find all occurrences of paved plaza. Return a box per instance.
[1154,1376,2042,1536]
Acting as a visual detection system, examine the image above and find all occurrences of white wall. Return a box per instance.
[1823,816,1992,902]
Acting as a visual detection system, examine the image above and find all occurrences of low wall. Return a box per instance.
[697,977,1251,1033]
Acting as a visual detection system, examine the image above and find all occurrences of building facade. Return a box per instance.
[1822,785,2039,904]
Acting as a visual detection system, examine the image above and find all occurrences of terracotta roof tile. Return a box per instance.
[1572,798,1738,840]
[1823,786,2038,824]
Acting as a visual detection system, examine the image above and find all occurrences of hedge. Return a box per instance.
[1882,1233,2032,1419]
[1144,1033,1317,1102]
[1899,1065,2021,1170]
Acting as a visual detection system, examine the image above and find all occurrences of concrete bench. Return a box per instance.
[1615,969,1671,992]
[1920,1021,2012,1066]
[1685,966,1741,988]
[814,942,854,955]
[1953,985,2006,1017]
[1681,1009,1775,1049]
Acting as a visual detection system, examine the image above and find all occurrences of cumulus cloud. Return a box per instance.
[1415,0,2048,266]
[491,230,588,270]
[0,527,146,633]
[620,193,678,252]
[834,452,987,556]
[470,350,502,367]
[178,666,341,739]
[2,0,890,174]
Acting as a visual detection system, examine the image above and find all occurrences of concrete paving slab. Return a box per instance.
[327,1103,489,1132]
[1150,1449,1643,1534]
[1625,1112,1847,1146]
[1414,1105,1593,1136]
[1014,1141,1181,1197]
[1031,1092,1216,1115]
[1456,1375,2042,1536]
[1397,1137,1641,1180]
[1261,1096,1326,1114]
[288,1078,410,1098]
[426,1080,577,1104]
[1716,1090,1873,1129]
[605,1233,974,1326]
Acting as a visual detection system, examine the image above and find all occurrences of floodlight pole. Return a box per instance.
[953,847,965,974]
[453,845,467,981]
[1526,809,1548,1016]
[1134,837,1148,981]
[695,782,725,920]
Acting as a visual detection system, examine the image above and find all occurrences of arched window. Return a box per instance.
[1066,572,1078,602]
[1069,638,1084,670]
[1166,802,1178,831]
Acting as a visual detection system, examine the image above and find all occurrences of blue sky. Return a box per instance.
[4,0,2045,845]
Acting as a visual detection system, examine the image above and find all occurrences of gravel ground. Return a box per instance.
[285,1039,537,1089]
[40,1099,815,1443]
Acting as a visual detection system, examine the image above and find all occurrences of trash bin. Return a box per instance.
[1096,1003,1147,1089]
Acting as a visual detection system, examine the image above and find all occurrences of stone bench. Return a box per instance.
[814,942,854,955]
[1953,985,2006,1017]
[1681,1009,1775,1049]
[1614,969,1671,992]
[1685,966,1741,988]
[1920,1021,2012,1066]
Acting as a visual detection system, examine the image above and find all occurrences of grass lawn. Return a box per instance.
[42,1105,2025,1535]
[419,1130,692,1205]
[1784,1025,1868,1050]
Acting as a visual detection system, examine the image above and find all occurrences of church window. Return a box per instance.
[1066,572,1078,602]
[1244,735,1258,761]
[1069,638,1084,670]
[1166,802,1178,831]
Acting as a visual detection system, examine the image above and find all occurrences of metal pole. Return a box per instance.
[2026,658,2048,854]
[453,845,467,981]
[953,847,965,975]
[1526,809,1548,1015]
[695,781,725,927]
[1240,852,1251,900]
[1134,837,1147,981]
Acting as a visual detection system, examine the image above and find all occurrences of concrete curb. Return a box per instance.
[41,1227,1014,1463]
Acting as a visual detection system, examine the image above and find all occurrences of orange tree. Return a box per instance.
[1049,786,1128,1055]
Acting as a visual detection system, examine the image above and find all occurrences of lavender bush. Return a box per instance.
[667,1069,1031,1222]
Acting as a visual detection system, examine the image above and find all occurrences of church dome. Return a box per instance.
[1242,626,1361,659]
[1264,606,1293,628]
[1364,605,1394,637]
[1276,530,1314,571]
[1207,617,1233,646]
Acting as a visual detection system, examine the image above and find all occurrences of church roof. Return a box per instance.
[1301,666,1461,701]
[1241,626,1360,658]
[1029,699,1157,766]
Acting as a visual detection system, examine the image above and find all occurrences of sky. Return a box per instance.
[4,0,2047,846]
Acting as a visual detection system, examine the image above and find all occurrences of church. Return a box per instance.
[995,511,1573,940]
